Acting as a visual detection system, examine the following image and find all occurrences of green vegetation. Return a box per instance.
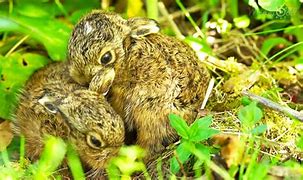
[169,114,219,174]
[1,0,303,179]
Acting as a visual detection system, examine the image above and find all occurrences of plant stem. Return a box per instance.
[146,0,158,20]
[176,0,205,39]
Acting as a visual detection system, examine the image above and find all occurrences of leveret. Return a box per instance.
[68,10,210,157]
[12,62,125,175]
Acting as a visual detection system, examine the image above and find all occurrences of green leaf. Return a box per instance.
[296,133,303,150]
[238,101,263,130]
[146,0,158,20]
[261,37,292,56]
[194,115,213,128]
[107,146,147,178]
[170,141,192,173]
[194,144,211,158]
[248,0,260,10]
[66,144,85,179]
[183,143,211,162]
[62,0,99,14]
[15,4,52,18]
[68,9,93,24]
[34,136,66,179]
[251,124,267,135]
[234,15,250,28]
[228,165,239,177]
[0,53,49,119]
[0,14,71,61]
[0,84,21,120]
[241,96,252,106]
[169,114,190,139]
[229,0,239,17]
[258,0,285,12]
[189,116,219,142]
[191,128,219,142]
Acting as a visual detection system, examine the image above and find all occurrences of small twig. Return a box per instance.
[176,0,205,39]
[268,165,303,178]
[54,0,68,17]
[158,5,202,23]
[5,35,29,57]
[242,91,303,122]
[158,2,184,40]
[201,77,215,110]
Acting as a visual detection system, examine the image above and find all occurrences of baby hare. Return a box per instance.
[12,62,125,175]
[68,10,210,157]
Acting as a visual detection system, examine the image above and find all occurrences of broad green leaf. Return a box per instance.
[62,0,99,14]
[189,116,219,142]
[258,0,285,12]
[241,96,252,106]
[169,114,190,139]
[194,144,211,159]
[189,120,199,140]
[183,143,211,161]
[15,4,51,18]
[0,53,49,119]
[194,115,213,129]
[69,9,93,24]
[251,124,267,135]
[170,141,192,173]
[238,101,263,130]
[261,37,292,56]
[0,84,20,120]
[234,15,250,28]
[190,128,219,142]
[0,15,71,61]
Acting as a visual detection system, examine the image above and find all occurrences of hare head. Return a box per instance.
[38,89,125,169]
[68,10,160,92]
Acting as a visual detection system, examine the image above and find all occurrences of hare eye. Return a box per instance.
[44,103,58,113]
[86,132,104,149]
[100,51,114,65]
[38,95,58,114]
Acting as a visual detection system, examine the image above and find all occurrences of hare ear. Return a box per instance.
[127,17,160,39]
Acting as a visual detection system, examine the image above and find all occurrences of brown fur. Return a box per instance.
[68,10,210,158]
[12,62,125,174]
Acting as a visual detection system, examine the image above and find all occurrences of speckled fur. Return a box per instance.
[12,62,125,173]
[68,10,210,158]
